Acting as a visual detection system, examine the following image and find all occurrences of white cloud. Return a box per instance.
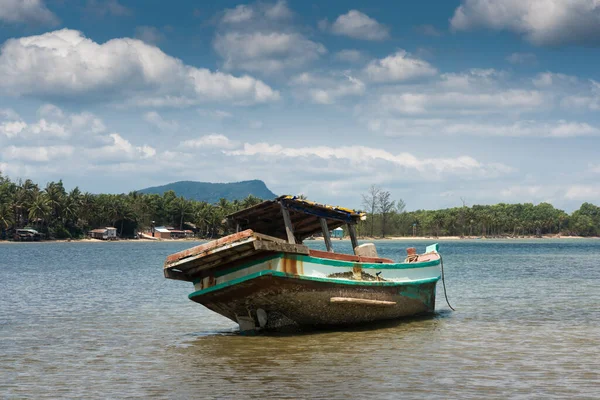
[225,141,513,178]
[2,145,74,162]
[369,118,600,137]
[214,32,326,73]
[0,104,105,140]
[364,50,437,82]
[143,111,179,132]
[291,72,365,104]
[221,1,291,23]
[0,29,279,106]
[506,52,537,65]
[86,133,156,161]
[329,10,390,40]
[450,0,600,46]
[0,0,59,26]
[378,89,544,115]
[565,185,600,199]
[180,134,239,149]
[264,0,292,20]
[222,4,255,23]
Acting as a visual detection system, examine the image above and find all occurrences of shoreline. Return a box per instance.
[1,235,597,244]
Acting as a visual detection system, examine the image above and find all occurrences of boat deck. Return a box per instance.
[164,230,399,282]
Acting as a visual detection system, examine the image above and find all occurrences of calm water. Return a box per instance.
[1,239,599,399]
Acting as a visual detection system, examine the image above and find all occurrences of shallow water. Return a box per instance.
[1,239,599,399]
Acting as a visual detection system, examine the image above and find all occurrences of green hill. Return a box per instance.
[137,180,277,203]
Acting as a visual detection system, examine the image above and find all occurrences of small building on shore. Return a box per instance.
[88,227,117,240]
[153,227,172,239]
[332,227,344,239]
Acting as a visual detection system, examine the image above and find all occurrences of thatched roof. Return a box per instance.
[226,195,365,242]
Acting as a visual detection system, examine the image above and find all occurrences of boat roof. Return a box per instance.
[226,195,365,242]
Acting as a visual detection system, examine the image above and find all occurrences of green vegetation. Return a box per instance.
[356,185,600,238]
[0,173,263,240]
[138,180,276,204]
[1,175,599,240]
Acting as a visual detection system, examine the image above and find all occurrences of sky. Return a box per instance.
[0,0,599,212]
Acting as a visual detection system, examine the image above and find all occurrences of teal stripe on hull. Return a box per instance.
[204,252,440,283]
[188,270,441,299]
[295,254,440,269]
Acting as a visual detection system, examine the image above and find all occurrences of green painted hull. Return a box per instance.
[189,270,439,331]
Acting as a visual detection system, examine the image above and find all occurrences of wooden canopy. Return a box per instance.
[226,196,366,243]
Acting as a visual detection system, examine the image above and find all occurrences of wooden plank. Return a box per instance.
[165,237,256,269]
[320,218,333,252]
[165,229,254,264]
[330,297,396,306]
[253,240,310,255]
[347,224,359,254]
[279,201,296,244]
[252,232,286,243]
[184,247,262,277]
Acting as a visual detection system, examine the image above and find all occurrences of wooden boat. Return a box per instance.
[163,196,442,333]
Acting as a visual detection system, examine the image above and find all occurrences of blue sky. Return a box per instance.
[1,0,600,211]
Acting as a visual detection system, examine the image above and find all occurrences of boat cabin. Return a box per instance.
[163,196,394,282]
[226,195,366,253]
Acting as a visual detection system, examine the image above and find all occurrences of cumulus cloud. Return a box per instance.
[0,0,59,26]
[379,90,545,115]
[0,103,155,173]
[364,50,438,82]
[225,140,514,178]
[2,145,74,162]
[450,0,600,46]
[85,133,156,162]
[221,0,291,24]
[328,10,390,40]
[0,104,105,140]
[214,1,324,74]
[368,118,600,137]
[565,185,600,199]
[0,29,279,106]
[180,134,239,149]
[290,72,365,104]
[214,32,326,73]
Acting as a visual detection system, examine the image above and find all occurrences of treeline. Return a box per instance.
[1,175,599,240]
[0,174,262,240]
[356,185,600,238]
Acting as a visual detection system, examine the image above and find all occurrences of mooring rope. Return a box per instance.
[439,254,456,311]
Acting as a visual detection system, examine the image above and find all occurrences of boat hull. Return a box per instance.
[189,270,438,331]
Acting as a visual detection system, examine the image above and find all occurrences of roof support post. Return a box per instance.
[279,201,296,244]
[319,218,334,252]
[347,224,359,255]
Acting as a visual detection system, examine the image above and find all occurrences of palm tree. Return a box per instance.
[28,192,50,231]
[171,196,193,230]
[0,202,14,230]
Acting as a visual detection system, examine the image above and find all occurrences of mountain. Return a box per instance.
[137,180,277,203]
